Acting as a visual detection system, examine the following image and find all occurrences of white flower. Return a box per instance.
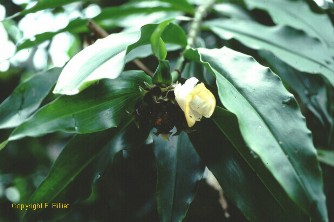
[174,77,216,127]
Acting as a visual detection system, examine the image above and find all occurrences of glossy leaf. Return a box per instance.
[22,118,136,222]
[7,0,83,18]
[153,132,204,222]
[127,22,187,52]
[53,31,140,95]
[151,20,171,60]
[185,47,328,221]
[22,130,112,222]
[126,22,185,63]
[190,116,307,222]
[203,19,334,86]
[244,0,334,48]
[17,2,182,50]
[9,71,150,141]
[260,50,333,128]
[318,150,334,167]
[0,68,60,129]
[54,22,186,95]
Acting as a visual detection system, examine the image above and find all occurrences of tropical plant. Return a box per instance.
[0,0,333,221]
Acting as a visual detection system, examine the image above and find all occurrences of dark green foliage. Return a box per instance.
[0,0,333,221]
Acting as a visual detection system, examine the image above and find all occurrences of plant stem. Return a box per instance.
[172,0,215,82]
[187,0,215,49]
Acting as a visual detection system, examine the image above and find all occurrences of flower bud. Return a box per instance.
[174,77,216,127]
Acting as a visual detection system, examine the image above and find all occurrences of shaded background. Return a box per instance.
[0,0,333,221]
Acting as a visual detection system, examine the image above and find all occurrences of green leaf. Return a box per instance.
[181,61,215,86]
[0,68,61,129]
[185,47,328,221]
[189,117,307,222]
[203,19,334,86]
[318,150,334,167]
[153,59,172,86]
[7,0,84,19]
[153,132,204,222]
[22,118,135,222]
[151,20,171,60]
[260,50,333,128]
[9,71,150,141]
[213,3,252,20]
[127,22,187,53]
[0,140,8,151]
[158,0,195,14]
[53,31,140,95]
[54,22,186,95]
[22,130,112,222]
[2,19,22,42]
[244,0,334,49]
[16,2,182,50]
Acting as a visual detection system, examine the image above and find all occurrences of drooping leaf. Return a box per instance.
[151,19,172,60]
[244,0,334,49]
[22,118,137,222]
[153,132,204,222]
[185,47,328,221]
[16,2,182,50]
[127,22,187,53]
[53,22,186,95]
[0,68,61,129]
[318,150,334,167]
[189,117,307,222]
[9,71,150,141]
[203,19,334,86]
[7,0,84,19]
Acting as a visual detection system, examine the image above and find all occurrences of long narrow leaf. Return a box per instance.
[52,31,140,95]
[53,23,185,95]
[9,71,150,141]
[0,68,60,129]
[7,0,84,19]
[190,117,307,222]
[244,0,334,48]
[260,50,333,128]
[22,118,135,222]
[204,19,334,86]
[185,47,328,221]
[153,132,204,222]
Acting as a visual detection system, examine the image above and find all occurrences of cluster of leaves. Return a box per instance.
[0,0,333,221]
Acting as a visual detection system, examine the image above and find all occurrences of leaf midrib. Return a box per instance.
[207,21,333,72]
[215,70,312,211]
[10,92,139,139]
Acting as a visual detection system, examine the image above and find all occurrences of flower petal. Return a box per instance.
[174,77,216,127]
[189,83,216,117]
[184,95,202,127]
[174,77,199,111]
